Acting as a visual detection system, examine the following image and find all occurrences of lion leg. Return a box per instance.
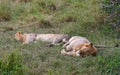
[49,38,61,47]
[62,42,70,48]
[65,45,73,52]
[61,49,67,55]
[75,51,80,57]
[66,50,80,57]
[23,41,29,44]
[61,49,77,57]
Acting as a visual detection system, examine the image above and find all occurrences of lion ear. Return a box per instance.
[89,43,93,47]
[17,31,20,34]
[17,31,22,34]
[85,43,89,47]
[85,43,93,47]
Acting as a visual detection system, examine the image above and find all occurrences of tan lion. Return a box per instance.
[61,36,97,57]
[15,31,70,46]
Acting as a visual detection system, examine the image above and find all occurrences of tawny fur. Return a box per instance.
[61,36,97,57]
[15,31,70,45]
[36,34,69,45]
[15,32,37,44]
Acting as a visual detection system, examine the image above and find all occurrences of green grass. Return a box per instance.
[0,0,120,75]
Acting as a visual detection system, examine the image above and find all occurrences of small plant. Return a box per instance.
[13,0,32,3]
[60,14,77,23]
[0,51,24,75]
[38,19,52,28]
[0,3,11,21]
[97,55,120,75]
[35,0,57,11]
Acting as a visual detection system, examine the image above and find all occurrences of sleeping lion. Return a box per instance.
[61,36,97,57]
[15,31,70,46]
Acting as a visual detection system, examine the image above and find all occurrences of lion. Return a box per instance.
[61,36,97,57]
[15,31,70,45]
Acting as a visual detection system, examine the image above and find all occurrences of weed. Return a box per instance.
[0,3,11,21]
[0,51,24,75]
[97,55,120,75]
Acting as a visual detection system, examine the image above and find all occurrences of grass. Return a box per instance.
[0,50,24,75]
[0,0,120,75]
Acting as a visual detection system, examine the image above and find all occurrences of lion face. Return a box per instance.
[15,31,23,41]
[75,43,97,56]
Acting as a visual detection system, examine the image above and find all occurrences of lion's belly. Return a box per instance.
[40,37,53,42]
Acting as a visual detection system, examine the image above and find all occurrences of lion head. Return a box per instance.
[75,43,97,57]
[15,31,25,41]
